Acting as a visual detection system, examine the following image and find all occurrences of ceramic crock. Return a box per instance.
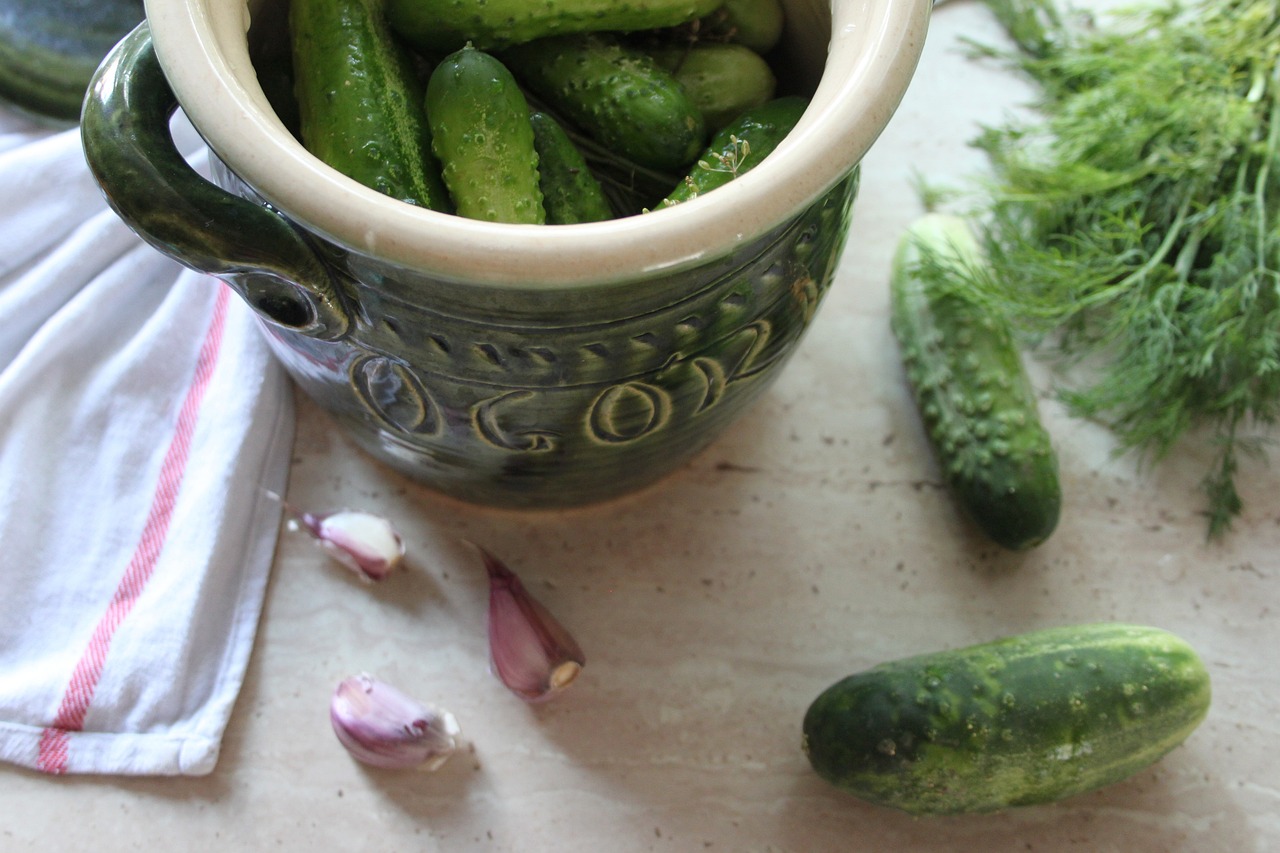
[80,0,929,507]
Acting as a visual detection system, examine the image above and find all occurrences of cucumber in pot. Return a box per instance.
[802,623,1211,815]
[387,0,721,54]
[528,112,614,224]
[655,95,806,208]
[425,47,545,224]
[645,43,777,133]
[289,0,450,211]
[693,0,786,54]
[889,212,1061,550]
[501,33,706,174]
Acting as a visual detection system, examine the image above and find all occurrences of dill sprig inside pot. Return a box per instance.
[959,0,1280,538]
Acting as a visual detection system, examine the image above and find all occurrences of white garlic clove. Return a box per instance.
[295,509,406,582]
[330,674,460,770]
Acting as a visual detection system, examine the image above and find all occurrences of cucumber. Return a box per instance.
[889,213,1061,550]
[645,43,777,133]
[529,112,614,224]
[0,0,143,123]
[387,0,721,53]
[425,47,545,224]
[289,0,450,211]
[655,95,806,208]
[694,0,786,54]
[501,33,706,174]
[802,623,1211,816]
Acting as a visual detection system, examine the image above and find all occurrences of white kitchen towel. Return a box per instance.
[0,108,295,775]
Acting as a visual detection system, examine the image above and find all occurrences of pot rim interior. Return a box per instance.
[144,0,930,290]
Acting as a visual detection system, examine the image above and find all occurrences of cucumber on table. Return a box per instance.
[802,623,1211,815]
[387,0,721,53]
[655,96,806,208]
[289,0,450,211]
[425,47,545,224]
[0,0,143,123]
[500,33,707,174]
[890,212,1061,550]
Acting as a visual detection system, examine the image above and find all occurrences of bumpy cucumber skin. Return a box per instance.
[501,34,706,174]
[387,0,721,53]
[890,213,1061,550]
[802,623,1211,816]
[425,47,545,224]
[696,0,786,54]
[656,96,806,208]
[289,0,449,211]
[528,112,614,224]
[646,43,777,132]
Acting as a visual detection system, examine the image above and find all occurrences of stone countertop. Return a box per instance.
[3,1,1277,850]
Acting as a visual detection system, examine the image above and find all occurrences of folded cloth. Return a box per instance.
[0,108,295,775]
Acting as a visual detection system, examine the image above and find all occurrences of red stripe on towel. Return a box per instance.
[35,286,232,774]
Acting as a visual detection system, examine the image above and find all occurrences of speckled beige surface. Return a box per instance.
[2,2,1277,850]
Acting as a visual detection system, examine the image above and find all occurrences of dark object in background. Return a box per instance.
[0,0,145,123]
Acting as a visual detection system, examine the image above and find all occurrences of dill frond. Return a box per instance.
[966,0,1280,538]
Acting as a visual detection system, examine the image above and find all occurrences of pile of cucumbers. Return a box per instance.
[283,0,801,223]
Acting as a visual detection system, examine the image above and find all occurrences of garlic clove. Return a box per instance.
[478,545,585,703]
[294,509,406,582]
[330,674,460,770]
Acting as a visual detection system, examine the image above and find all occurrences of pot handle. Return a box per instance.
[81,23,350,340]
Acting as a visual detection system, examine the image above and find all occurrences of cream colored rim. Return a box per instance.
[144,0,929,289]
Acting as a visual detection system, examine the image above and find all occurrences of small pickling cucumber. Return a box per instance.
[889,213,1061,550]
[645,43,777,132]
[693,0,787,54]
[425,47,545,224]
[802,623,1211,816]
[386,0,721,54]
[529,112,614,224]
[289,0,449,211]
[655,95,806,208]
[501,33,706,174]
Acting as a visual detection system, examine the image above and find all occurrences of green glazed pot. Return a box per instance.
[80,0,930,508]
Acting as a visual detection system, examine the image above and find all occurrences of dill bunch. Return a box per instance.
[963,0,1280,538]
